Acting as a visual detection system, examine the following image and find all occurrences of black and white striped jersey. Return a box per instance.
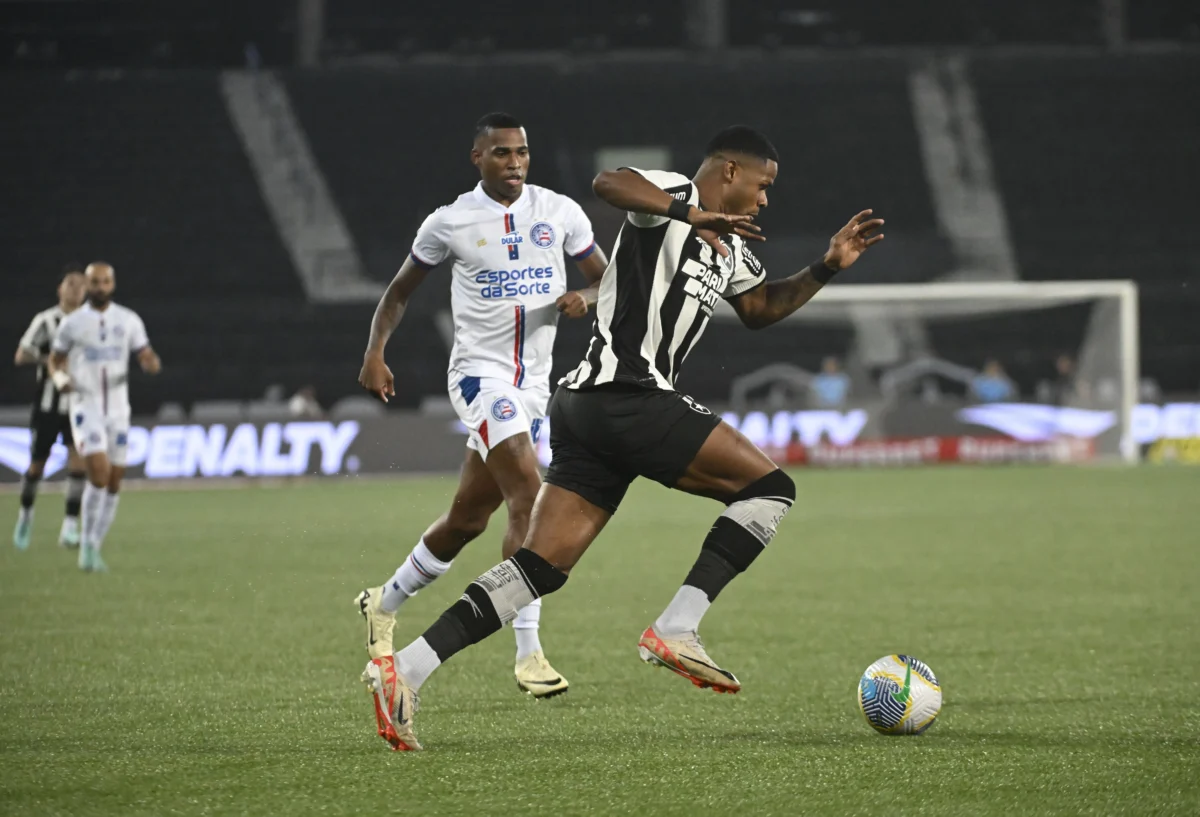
[18,305,69,415]
[561,168,766,392]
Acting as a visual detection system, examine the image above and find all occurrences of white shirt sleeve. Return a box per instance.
[723,242,767,299]
[560,197,597,260]
[621,167,695,229]
[18,313,47,356]
[128,312,150,352]
[51,314,75,354]
[410,207,452,270]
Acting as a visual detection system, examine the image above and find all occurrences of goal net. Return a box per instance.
[710,281,1139,465]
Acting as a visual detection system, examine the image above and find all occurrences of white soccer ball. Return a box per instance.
[857,654,942,735]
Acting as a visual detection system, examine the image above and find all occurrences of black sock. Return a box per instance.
[19,473,41,510]
[421,549,568,663]
[682,517,765,602]
[65,471,85,518]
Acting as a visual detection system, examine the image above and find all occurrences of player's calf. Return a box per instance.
[642,469,795,690]
[392,549,568,694]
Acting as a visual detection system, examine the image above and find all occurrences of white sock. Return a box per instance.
[81,483,105,549]
[60,516,79,537]
[92,492,120,551]
[654,586,712,636]
[512,597,543,660]
[394,637,442,692]
[380,539,452,613]
[18,506,33,525]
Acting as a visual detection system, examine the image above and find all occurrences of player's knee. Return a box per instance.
[705,469,796,571]
[25,462,45,479]
[732,468,795,505]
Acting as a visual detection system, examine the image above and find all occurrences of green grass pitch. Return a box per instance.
[2,466,1198,816]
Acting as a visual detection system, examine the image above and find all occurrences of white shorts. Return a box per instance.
[448,370,548,461]
[69,403,130,466]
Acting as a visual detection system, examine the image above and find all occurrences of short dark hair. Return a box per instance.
[61,262,84,279]
[475,112,523,139]
[705,126,778,163]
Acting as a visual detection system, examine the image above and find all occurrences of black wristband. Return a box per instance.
[810,259,838,284]
[666,199,692,223]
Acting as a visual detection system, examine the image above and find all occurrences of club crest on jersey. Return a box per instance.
[491,397,519,422]
[529,222,557,249]
[112,325,125,339]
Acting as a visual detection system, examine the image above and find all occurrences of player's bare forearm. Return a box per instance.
[48,351,67,373]
[14,346,41,366]
[731,262,832,330]
[138,347,162,374]
[365,260,430,359]
[592,169,678,218]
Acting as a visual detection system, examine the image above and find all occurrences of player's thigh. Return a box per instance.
[28,411,59,468]
[483,433,541,510]
[541,387,635,517]
[446,447,504,526]
[523,483,612,574]
[674,420,778,502]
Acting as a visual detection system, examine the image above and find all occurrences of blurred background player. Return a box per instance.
[12,264,88,550]
[355,112,608,739]
[48,262,161,571]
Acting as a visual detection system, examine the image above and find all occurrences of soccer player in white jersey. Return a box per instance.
[13,265,88,551]
[355,112,608,748]
[48,262,161,572]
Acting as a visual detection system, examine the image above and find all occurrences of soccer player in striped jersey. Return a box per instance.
[374,126,886,750]
[355,112,609,745]
[12,264,88,551]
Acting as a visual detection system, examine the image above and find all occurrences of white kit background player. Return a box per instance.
[356,113,608,733]
[48,262,161,572]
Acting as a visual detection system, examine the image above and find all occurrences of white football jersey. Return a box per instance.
[411,182,597,388]
[52,302,149,418]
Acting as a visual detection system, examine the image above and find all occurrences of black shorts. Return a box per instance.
[543,383,722,514]
[29,408,72,463]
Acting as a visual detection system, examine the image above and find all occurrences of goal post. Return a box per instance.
[712,280,1140,463]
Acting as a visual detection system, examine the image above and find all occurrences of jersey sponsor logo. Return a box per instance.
[474,266,557,298]
[529,221,556,249]
[679,246,730,316]
[491,397,519,422]
[501,232,524,247]
[83,346,125,362]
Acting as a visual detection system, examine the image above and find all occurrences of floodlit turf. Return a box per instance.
[2,466,1199,816]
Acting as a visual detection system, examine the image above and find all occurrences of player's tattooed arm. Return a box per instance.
[359,256,432,402]
[731,209,884,330]
[556,246,610,318]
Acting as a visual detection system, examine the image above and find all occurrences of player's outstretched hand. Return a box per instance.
[555,291,590,319]
[359,355,395,403]
[824,209,885,271]
[688,210,764,258]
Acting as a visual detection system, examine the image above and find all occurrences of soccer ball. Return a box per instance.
[857,654,942,735]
